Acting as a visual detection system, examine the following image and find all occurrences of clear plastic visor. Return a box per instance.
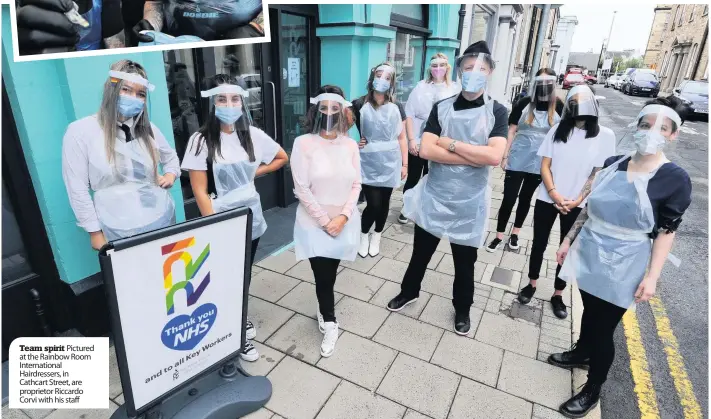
[562,85,599,118]
[616,105,682,153]
[455,53,494,77]
[529,75,557,104]
[210,93,252,130]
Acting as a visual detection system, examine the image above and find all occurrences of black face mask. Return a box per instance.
[320,113,340,131]
[536,84,554,100]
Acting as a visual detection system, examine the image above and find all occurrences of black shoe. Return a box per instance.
[397,213,408,224]
[387,294,418,312]
[551,295,568,319]
[486,237,503,253]
[517,284,536,304]
[559,382,601,418]
[454,311,471,335]
[548,345,590,370]
[507,234,520,250]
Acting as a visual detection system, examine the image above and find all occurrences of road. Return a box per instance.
[587,85,708,419]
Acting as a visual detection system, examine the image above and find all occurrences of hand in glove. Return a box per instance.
[16,0,79,54]
[131,19,156,44]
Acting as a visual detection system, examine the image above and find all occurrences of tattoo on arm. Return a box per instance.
[565,206,589,242]
[144,1,164,31]
[103,32,125,49]
[578,167,600,201]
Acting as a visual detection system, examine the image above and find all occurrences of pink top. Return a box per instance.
[291,133,362,227]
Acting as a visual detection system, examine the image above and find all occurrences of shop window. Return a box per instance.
[386,32,426,104]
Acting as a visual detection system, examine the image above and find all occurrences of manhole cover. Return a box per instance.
[509,300,542,325]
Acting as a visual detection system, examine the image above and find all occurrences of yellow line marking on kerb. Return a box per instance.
[649,296,703,418]
[622,309,661,418]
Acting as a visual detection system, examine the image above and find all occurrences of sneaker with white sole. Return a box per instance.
[507,234,520,250]
[320,322,339,357]
[397,213,408,224]
[316,306,325,334]
[369,232,382,257]
[358,233,370,257]
[486,237,503,253]
[240,340,259,362]
[245,319,257,340]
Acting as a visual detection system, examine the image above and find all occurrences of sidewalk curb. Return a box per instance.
[571,283,602,418]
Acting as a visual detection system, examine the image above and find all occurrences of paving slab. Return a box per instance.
[340,254,383,274]
[266,314,337,365]
[419,270,456,300]
[497,351,572,410]
[265,356,340,419]
[249,270,300,303]
[418,294,483,337]
[500,251,527,272]
[334,268,385,301]
[369,280,431,318]
[435,239,452,254]
[256,250,299,274]
[475,312,540,358]
[477,248,503,265]
[42,403,118,419]
[2,406,30,419]
[368,257,410,283]
[249,296,295,343]
[402,409,431,419]
[377,237,407,258]
[373,313,444,361]
[532,404,570,419]
[430,331,504,386]
[448,378,533,419]
[242,408,275,419]
[20,408,53,419]
[241,341,286,377]
[572,369,602,418]
[316,380,405,419]
[395,244,444,270]
[377,353,460,419]
[284,260,345,283]
[381,224,415,244]
[276,281,344,320]
[334,297,390,338]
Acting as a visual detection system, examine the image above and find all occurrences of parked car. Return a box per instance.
[614,75,628,90]
[673,80,709,117]
[563,72,585,89]
[584,74,597,85]
[605,75,619,88]
[621,71,660,97]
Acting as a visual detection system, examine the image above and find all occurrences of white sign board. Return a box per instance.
[287,57,300,88]
[602,58,613,71]
[107,214,248,413]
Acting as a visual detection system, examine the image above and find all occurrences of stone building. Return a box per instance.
[654,4,709,94]
[643,5,673,69]
[552,16,579,76]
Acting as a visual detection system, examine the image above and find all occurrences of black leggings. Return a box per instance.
[576,289,627,385]
[528,200,581,290]
[496,170,542,233]
[361,185,394,233]
[401,224,478,312]
[309,257,341,323]
[402,153,428,194]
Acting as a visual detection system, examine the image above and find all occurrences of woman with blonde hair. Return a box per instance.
[62,59,179,250]
[398,52,461,224]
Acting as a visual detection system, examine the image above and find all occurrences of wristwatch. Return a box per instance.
[448,140,457,152]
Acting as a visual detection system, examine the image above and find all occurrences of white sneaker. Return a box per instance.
[245,319,257,340]
[316,306,325,334]
[358,233,370,257]
[320,322,339,357]
[239,340,259,362]
[369,232,381,257]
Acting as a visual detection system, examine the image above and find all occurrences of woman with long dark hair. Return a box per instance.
[350,62,408,257]
[518,85,616,319]
[181,74,288,362]
[487,68,563,252]
[551,96,692,417]
[291,85,361,357]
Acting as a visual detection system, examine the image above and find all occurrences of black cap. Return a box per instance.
[462,40,491,56]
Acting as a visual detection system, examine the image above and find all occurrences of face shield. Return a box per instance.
[529,74,557,105]
[372,65,396,95]
[616,104,682,155]
[109,70,155,120]
[201,84,252,130]
[429,58,449,82]
[455,53,494,94]
[562,85,599,119]
[310,93,352,135]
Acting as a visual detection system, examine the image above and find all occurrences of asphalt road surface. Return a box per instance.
[585,84,709,419]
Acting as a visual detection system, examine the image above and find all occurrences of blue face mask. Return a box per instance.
[461,71,488,93]
[372,78,391,93]
[215,106,243,125]
[117,95,145,118]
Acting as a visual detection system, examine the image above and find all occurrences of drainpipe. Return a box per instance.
[455,5,466,57]
[528,4,551,85]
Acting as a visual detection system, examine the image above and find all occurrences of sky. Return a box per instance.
[559,3,656,56]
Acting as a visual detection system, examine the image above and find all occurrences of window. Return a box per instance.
[704,5,708,16]
[469,5,494,45]
[661,51,669,76]
[672,6,680,30]
[689,5,695,21]
[678,5,685,26]
[391,5,424,24]
[686,44,699,79]
[386,32,425,103]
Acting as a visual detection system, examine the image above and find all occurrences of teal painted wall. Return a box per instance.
[2,7,184,284]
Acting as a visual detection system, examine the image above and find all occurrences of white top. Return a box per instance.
[61,114,180,233]
[537,124,616,207]
[181,126,280,170]
[405,80,461,141]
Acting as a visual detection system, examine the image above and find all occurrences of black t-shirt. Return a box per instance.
[603,155,692,237]
[423,94,509,139]
[508,96,565,125]
[76,0,124,39]
[351,97,406,138]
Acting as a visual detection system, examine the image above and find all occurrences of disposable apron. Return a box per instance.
[360,102,403,188]
[410,82,459,145]
[212,160,267,240]
[294,205,360,262]
[164,0,263,41]
[559,154,661,309]
[402,96,495,247]
[506,105,560,174]
[76,0,102,51]
[92,142,176,241]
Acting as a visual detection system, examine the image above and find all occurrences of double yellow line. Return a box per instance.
[622,296,702,418]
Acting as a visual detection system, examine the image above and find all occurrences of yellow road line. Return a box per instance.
[622,309,661,418]
[648,296,703,419]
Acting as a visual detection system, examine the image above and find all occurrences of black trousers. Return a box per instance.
[401,224,477,312]
[577,289,627,385]
[245,237,260,291]
[496,170,542,233]
[528,200,582,290]
[309,257,341,323]
[402,153,429,194]
[361,185,394,233]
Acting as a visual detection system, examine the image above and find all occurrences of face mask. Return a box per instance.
[320,113,340,131]
[431,67,447,80]
[117,95,145,118]
[633,130,667,155]
[215,106,243,125]
[461,70,487,93]
[372,78,391,93]
[536,85,554,101]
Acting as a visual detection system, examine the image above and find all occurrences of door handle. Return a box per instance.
[266,81,277,139]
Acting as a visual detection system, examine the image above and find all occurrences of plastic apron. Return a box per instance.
[93,140,176,242]
[410,82,460,145]
[559,154,660,309]
[76,0,102,51]
[402,96,495,247]
[360,102,403,188]
[163,0,263,41]
[212,159,267,240]
[506,105,560,174]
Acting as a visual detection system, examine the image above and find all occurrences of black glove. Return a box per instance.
[131,19,155,45]
[16,0,79,54]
